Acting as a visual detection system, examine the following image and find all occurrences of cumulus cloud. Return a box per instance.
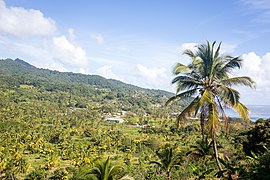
[239,52,270,90]
[228,51,270,104]
[0,1,90,74]
[0,0,56,37]
[90,32,104,45]
[136,64,170,89]
[52,35,88,69]
[96,65,120,80]
[1,35,90,73]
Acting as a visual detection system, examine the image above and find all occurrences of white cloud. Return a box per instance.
[2,40,67,72]
[239,52,270,89]
[0,35,90,73]
[136,64,170,89]
[229,51,270,105]
[180,43,197,53]
[68,28,76,41]
[0,1,90,74]
[90,32,104,45]
[52,35,88,70]
[0,0,56,37]
[96,65,120,80]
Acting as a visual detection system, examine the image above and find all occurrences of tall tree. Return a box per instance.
[166,41,255,171]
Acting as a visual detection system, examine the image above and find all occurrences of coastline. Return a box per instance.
[225,105,270,121]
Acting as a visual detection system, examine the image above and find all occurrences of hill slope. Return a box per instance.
[0,58,172,96]
[0,58,182,115]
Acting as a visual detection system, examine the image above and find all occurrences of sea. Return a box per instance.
[225,105,270,121]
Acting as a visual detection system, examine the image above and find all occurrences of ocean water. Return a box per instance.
[224,105,270,121]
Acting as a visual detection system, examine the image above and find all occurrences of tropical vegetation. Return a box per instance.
[0,46,268,180]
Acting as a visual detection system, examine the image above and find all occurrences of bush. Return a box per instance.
[25,167,48,180]
[241,119,270,156]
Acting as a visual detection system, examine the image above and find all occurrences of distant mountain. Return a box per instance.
[0,58,184,115]
[0,58,173,98]
[14,58,36,68]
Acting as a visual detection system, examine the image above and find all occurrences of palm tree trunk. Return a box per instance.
[212,134,223,171]
[166,171,171,180]
[200,113,205,141]
[200,106,206,141]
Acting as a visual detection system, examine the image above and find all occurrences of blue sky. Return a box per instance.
[1,0,270,105]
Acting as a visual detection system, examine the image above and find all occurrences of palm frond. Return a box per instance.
[211,56,230,81]
[220,76,255,88]
[149,160,162,167]
[108,165,120,179]
[197,90,220,136]
[233,102,250,121]
[172,75,200,84]
[199,89,213,106]
[183,49,196,58]
[222,57,242,72]
[176,96,200,128]
[216,85,240,106]
[196,43,212,78]
[165,88,198,106]
[175,81,200,93]
[214,42,222,59]
[173,75,203,92]
[172,63,192,75]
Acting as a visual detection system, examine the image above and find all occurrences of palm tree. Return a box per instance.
[87,157,132,180]
[166,41,255,171]
[186,139,213,161]
[150,147,182,180]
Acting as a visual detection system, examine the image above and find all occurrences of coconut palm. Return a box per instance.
[186,139,213,161]
[87,157,132,180]
[150,147,182,180]
[166,41,255,171]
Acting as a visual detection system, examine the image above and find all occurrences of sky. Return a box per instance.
[0,0,270,105]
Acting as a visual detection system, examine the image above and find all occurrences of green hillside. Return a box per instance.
[0,58,172,96]
[0,58,183,116]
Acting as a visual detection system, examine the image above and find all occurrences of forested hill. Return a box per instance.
[0,58,172,97]
[0,58,181,115]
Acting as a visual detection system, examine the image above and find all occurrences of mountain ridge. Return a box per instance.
[0,58,174,98]
[14,58,36,68]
